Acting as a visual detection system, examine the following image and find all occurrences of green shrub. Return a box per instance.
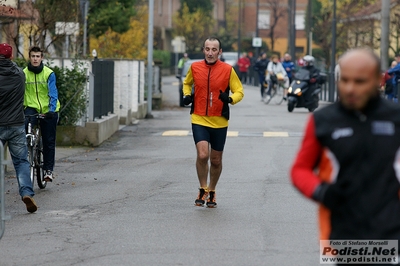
[153,50,171,68]
[51,61,88,126]
[13,57,28,68]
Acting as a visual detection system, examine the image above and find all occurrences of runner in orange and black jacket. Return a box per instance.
[182,37,244,208]
[291,48,400,242]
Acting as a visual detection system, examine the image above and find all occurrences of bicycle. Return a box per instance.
[264,74,285,105]
[25,114,46,189]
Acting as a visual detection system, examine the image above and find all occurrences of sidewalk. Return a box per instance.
[55,146,93,160]
[4,145,91,172]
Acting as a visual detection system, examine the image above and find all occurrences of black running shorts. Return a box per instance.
[192,124,228,151]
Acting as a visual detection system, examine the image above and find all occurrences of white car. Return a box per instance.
[176,59,202,107]
[220,52,239,66]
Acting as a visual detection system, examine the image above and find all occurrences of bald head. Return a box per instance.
[337,48,381,111]
[339,48,381,78]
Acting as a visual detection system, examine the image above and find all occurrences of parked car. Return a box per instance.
[176,59,202,107]
[221,52,239,67]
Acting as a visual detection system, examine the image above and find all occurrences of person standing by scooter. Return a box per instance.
[282,53,295,84]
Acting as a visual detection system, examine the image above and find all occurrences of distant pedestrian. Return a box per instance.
[237,52,251,84]
[297,57,305,67]
[254,53,269,100]
[177,53,190,74]
[182,37,244,208]
[247,51,256,85]
[291,48,400,246]
[387,54,400,102]
[381,60,397,100]
[282,53,295,84]
[0,43,37,213]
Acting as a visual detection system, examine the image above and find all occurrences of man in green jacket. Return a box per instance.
[24,46,60,182]
[177,53,190,74]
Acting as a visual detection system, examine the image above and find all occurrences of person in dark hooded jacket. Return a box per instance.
[0,43,37,213]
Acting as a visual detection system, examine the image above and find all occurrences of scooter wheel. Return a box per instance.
[288,101,295,112]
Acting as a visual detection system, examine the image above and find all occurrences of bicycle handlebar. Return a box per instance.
[25,114,45,119]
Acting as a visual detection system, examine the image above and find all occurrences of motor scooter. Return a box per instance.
[287,69,326,112]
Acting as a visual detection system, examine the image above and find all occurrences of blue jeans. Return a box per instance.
[0,125,34,198]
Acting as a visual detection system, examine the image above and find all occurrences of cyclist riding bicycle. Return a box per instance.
[23,46,60,183]
[265,55,289,101]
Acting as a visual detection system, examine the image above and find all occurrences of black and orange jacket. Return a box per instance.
[291,97,400,241]
[183,59,244,128]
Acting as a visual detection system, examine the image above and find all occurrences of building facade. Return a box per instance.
[234,0,309,57]
[153,0,227,51]
[343,0,400,64]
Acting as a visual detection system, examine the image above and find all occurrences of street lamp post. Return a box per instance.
[237,0,242,59]
[381,0,390,71]
[329,0,336,102]
[146,0,154,118]
[290,0,296,61]
[255,0,259,58]
[80,0,89,57]
[306,0,312,55]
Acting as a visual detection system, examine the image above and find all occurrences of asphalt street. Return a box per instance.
[0,75,329,266]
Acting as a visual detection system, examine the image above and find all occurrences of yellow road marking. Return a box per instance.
[227,131,239,137]
[263,132,289,137]
[162,130,189,136]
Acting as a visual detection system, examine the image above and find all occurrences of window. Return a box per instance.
[295,11,305,30]
[258,10,270,30]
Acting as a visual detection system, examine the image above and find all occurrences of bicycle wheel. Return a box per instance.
[35,138,46,189]
[27,145,35,186]
[273,84,284,105]
[265,86,276,104]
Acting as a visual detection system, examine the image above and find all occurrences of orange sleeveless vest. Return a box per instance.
[190,60,232,118]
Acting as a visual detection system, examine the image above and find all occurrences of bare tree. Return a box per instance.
[311,0,376,67]
[2,0,81,58]
[266,0,286,52]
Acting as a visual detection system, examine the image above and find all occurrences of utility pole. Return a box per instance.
[381,0,390,71]
[83,0,89,57]
[256,0,260,58]
[306,0,312,55]
[288,0,291,55]
[146,0,154,118]
[237,0,242,58]
[329,0,337,102]
[290,0,296,61]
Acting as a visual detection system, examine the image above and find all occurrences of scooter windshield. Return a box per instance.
[294,69,310,81]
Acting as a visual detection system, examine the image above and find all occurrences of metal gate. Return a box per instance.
[0,142,11,240]
[91,60,114,119]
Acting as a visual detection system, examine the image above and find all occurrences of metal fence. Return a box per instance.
[92,60,115,119]
[0,141,11,240]
[144,65,162,97]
